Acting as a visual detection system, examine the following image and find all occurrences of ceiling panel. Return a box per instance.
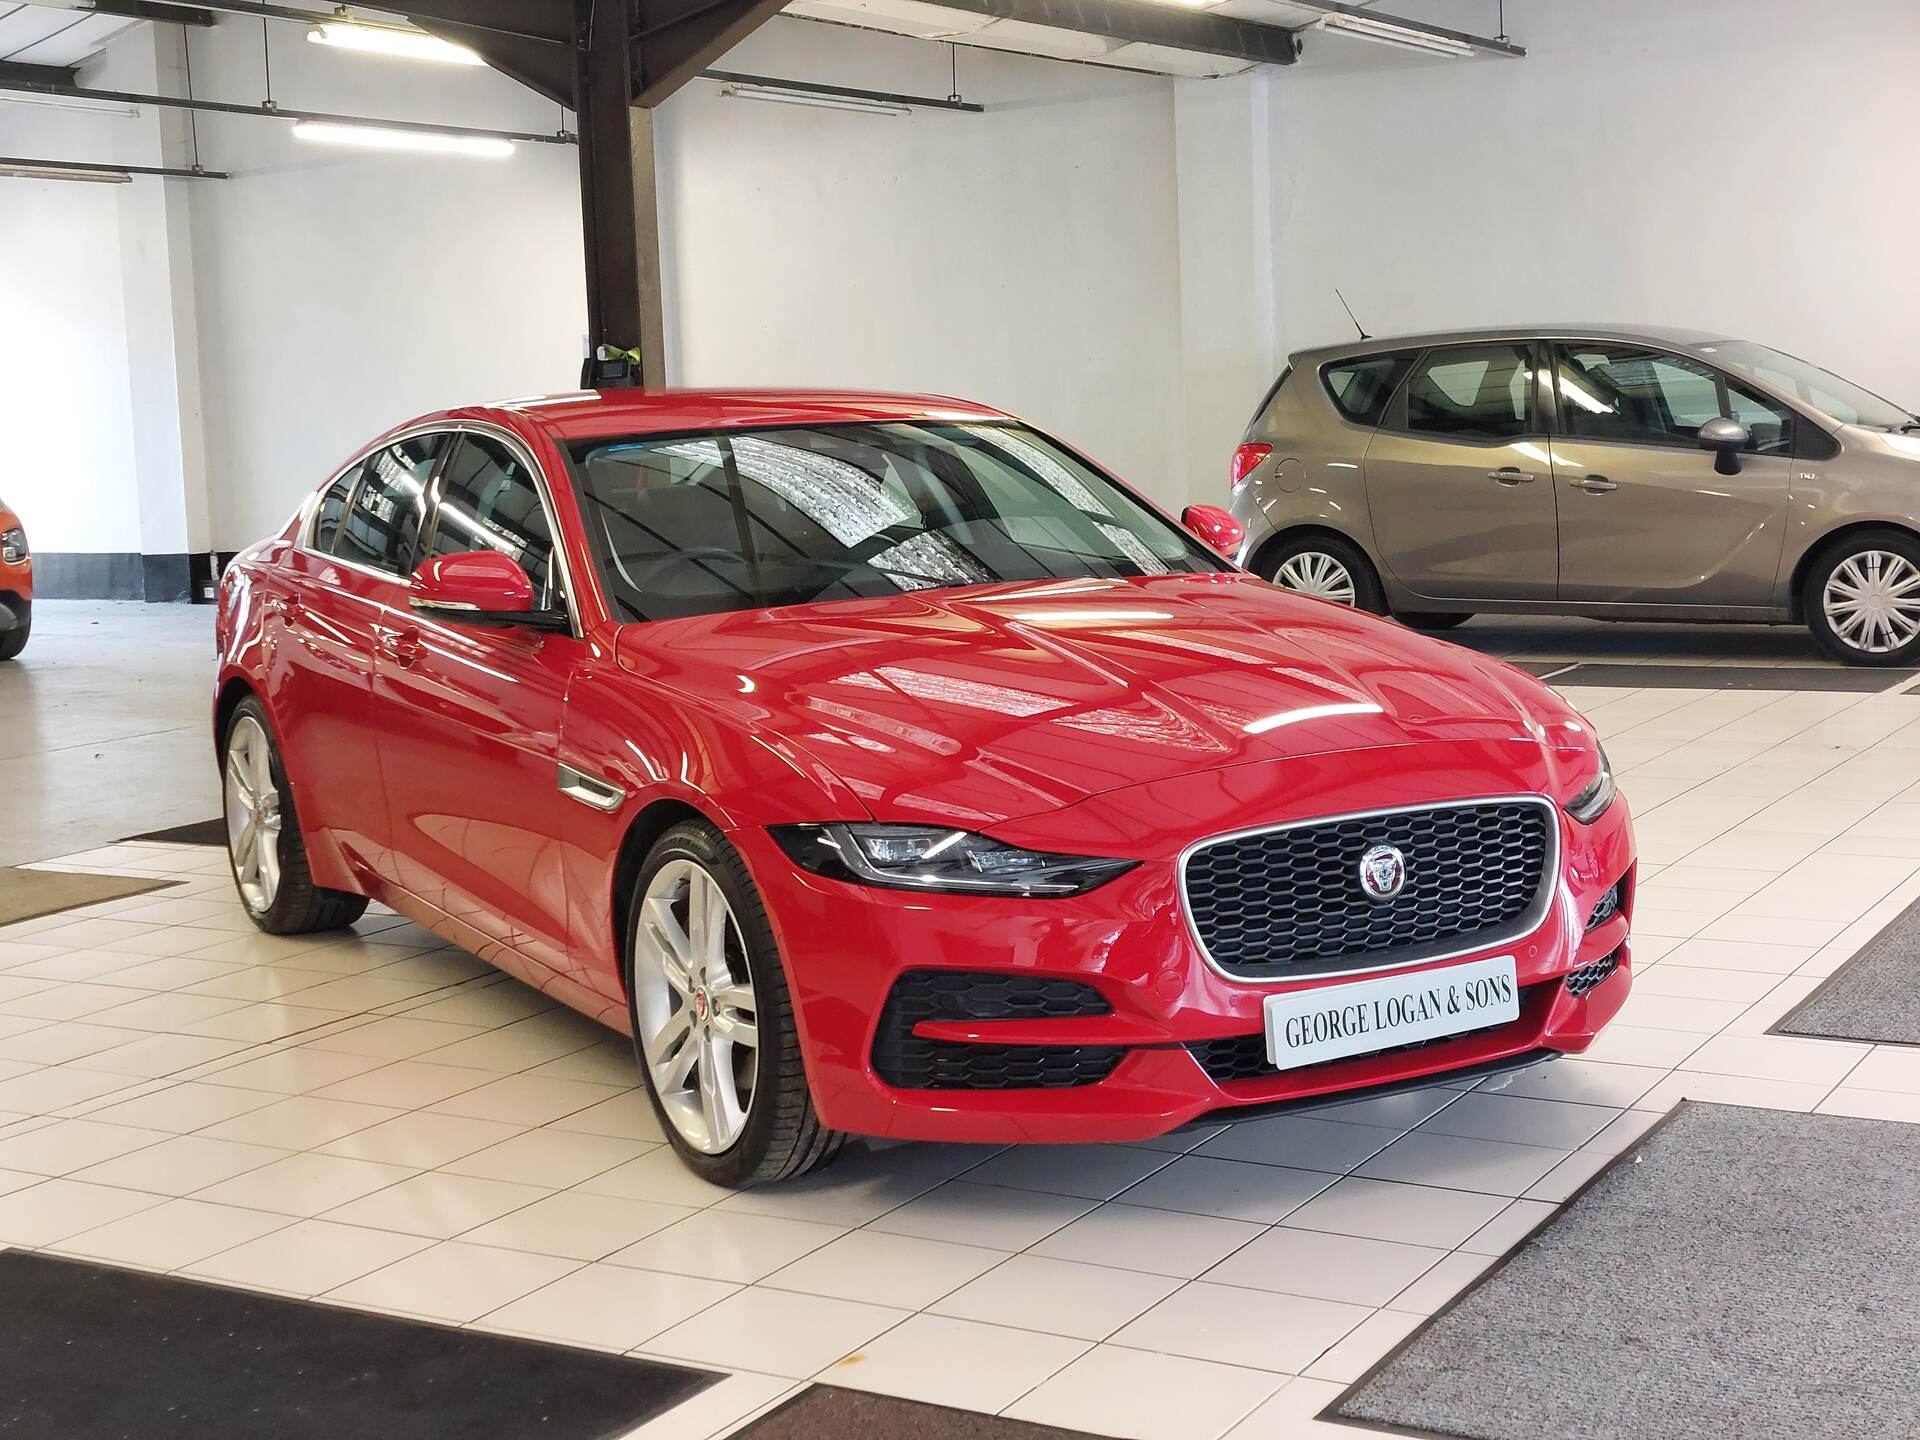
[0,4,140,66]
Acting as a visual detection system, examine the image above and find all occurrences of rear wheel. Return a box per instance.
[626,820,844,1187]
[222,697,369,933]
[1259,534,1386,614]
[1397,612,1473,631]
[1804,530,1920,666]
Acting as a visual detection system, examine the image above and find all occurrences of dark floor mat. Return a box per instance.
[1332,1103,1920,1440]
[1537,662,1908,691]
[737,1387,1106,1438]
[124,817,228,846]
[0,1252,717,1440]
[0,866,176,925]
[1774,892,1920,1045]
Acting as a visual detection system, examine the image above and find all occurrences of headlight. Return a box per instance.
[0,528,25,566]
[771,823,1135,897]
[1565,743,1615,824]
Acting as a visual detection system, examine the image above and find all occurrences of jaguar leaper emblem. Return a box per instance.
[1357,843,1407,901]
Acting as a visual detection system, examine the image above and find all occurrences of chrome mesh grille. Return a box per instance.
[1182,799,1554,980]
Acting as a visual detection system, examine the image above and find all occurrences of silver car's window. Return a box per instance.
[1403,344,1533,440]
[1697,341,1909,429]
[1322,354,1412,426]
[568,422,1223,623]
[1556,345,1794,454]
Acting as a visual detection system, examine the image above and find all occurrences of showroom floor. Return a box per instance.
[5,602,1920,1438]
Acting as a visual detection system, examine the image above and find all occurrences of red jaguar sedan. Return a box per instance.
[214,390,1634,1186]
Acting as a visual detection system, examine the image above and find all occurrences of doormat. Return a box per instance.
[736,1387,1106,1438]
[1331,1103,1920,1440]
[124,818,228,846]
[0,1251,717,1440]
[1774,891,1920,1045]
[0,867,175,926]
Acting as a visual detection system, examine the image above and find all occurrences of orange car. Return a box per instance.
[0,495,30,662]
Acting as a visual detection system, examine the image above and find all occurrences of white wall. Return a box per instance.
[1267,0,1920,415]
[0,102,144,554]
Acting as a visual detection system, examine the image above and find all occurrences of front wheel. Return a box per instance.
[222,697,369,933]
[1804,531,1920,666]
[1258,534,1386,614]
[626,820,844,1187]
[0,603,27,662]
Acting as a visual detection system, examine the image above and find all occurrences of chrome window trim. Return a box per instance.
[1176,794,1562,987]
[294,419,581,640]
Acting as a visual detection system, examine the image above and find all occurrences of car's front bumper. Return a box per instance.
[739,740,1636,1144]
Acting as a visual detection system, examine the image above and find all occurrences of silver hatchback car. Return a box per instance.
[1228,326,1920,664]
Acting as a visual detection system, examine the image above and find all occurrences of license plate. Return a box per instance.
[1262,955,1520,1071]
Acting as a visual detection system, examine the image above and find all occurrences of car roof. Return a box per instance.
[474,388,1014,441]
[1291,324,1735,366]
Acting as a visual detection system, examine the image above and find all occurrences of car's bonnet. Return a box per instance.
[614,573,1584,828]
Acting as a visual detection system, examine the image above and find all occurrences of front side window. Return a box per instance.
[1322,354,1412,426]
[568,422,1222,623]
[1696,339,1910,430]
[336,434,446,575]
[1402,344,1533,440]
[1555,344,1794,453]
[429,434,566,609]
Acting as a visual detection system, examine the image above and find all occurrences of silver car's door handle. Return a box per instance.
[1488,468,1534,485]
[1572,474,1618,493]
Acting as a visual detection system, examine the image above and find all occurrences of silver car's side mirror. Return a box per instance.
[1696,416,1750,476]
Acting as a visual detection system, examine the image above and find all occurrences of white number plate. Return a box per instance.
[1262,955,1520,1071]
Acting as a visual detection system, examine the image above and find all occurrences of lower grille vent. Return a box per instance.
[871,970,1118,1091]
[1565,948,1621,998]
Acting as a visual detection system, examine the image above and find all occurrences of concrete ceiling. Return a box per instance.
[0,2,141,65]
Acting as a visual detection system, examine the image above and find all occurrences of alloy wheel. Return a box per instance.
[632,858,760,1154]
[1823,550,1920,655]
[223,714,283,914]
[1273,550,1358,605]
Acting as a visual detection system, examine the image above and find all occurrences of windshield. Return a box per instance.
[567,422,1222,623]
[1694,340,1910,428]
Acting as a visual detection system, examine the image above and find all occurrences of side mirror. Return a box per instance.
[1181,504,1246,556]
[410,551,563,629]
[1696,416,1750,475]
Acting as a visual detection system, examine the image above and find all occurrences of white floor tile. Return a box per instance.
[1204,1226,1445,1307]
[0,1177,162,1244]
[481,1262,735,1351]
[1194,1115,1398,1173]
[71,1134,290,1194]
[958,1143,1172,1200]
[1114,1155,1333,1224]
[1282,1176,1507,1249]
[440,1128,651,1187]
[608,1208,843,1281]
[0,1118,169,1176]
[1356,1130,1569,1196]
[192,1152,416,1217]
[1415,1092,1619,1149]
[865,1181,1093,1251]
[466,1189,694,1261]
[321,1171,550,1238]
[1110,1281,1369,1373]
[929,1254,1181,1341]
[1029,1202,1264,1278]
[764,1228,1005,1309]
[184,1217,435,1294]
[58,1197,290,1269]
[325,1240,579,1323]
[645,1286,907,1378]
[825,1314,1089,1411]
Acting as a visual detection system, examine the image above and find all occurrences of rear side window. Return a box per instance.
[336,434,446,576]
[310,464,362,554]
[1403,343,1534,440]
[1321,354,1412,425]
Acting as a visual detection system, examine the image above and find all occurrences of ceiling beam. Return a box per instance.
[920,0,1301,65]
[0,59,79,86]
[80,1,216,25]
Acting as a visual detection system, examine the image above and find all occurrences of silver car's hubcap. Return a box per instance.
[224,715,283,914]
[633,859,759,1154]
[1274,550,1357,605]
[1825,551,1920,654]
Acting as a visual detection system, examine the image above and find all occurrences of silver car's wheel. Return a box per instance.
[1822,550,1920,656]
[224,713,283,914]
[1273,549,1358,605]
[633,858,760,1154]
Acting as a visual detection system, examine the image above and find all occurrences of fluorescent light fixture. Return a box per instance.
[0,160,131,183]
[1316,13,1474,56]
[718,82,907,118]
[307,22,483,66]
[0,92,138,117]
[291,121,514,158]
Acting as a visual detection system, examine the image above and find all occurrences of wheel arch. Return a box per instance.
[213,675,258,757]
[1787,519,1920,622]
[1247,523,1383,586]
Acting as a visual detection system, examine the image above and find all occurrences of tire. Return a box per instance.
[1803,529,1920,666]
[1258,533,1387,614]
[1397,612,1473,631]
[625,820,844,1187]
[0,603,27,662]
[221,696,369,934]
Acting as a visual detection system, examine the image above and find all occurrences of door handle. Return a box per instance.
[1487,468,1535,485]
[1572,474,1618,493]
[376,626,424,668]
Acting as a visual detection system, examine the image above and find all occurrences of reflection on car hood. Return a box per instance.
[614,573,1584,827]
